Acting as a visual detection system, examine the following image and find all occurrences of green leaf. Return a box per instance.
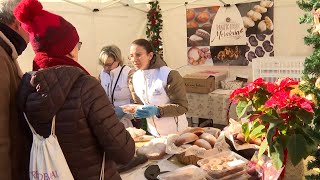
[296,109,313,123]
[287,134,308,166]
[258,138,268,158]
[250,125,265,138]
[297,126,318,154]
[277,135,290,149]
[266,123,277,149]
[242,122,250,142]
[270,140,284,169]
[259,114,280,124]
[236,101,251,118]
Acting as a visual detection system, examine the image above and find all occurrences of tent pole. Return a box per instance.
[118,1,147,13]
[162,0,197,12]
[98,0,122,12]
[218,0,227,5]
[60,0,92,11]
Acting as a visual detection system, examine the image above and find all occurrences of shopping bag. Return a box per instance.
[23,113,105,180]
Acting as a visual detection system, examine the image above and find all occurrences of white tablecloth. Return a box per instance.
[186,89,237,125]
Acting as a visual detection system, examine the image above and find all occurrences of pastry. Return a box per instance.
[242,16,254,28]
[203,127,220,138]
[217,51,226,61]
[208,6,219,13]
[175,132,199,146]
[180,144,193,149]
[187,21,198,28]
[179,127,204,136]
[195,29,210,40]
[253,5,267,13]
[186,9,195,21]
[121,104,141,114]
[247,10,261,21]
[199,133,216,146]
[193,139,212,150]
[195,7,207,12]
[188,34,203,46]
[249,137,262,146]
[258,20,267,32]
[196,12,210,23]
[188,47,200,63]
[260,0,273,8]
[134,135,154,142]
[136,142,166,160]
[189,127,204,136]
[235,133,245,143]
[201,24,211,28]
[265,16,273,31]
[126,127,146,139]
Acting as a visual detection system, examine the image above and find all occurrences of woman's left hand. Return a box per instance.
[115,106,125,119]
[134,105,160,118]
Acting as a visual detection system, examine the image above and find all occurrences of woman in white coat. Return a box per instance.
[99,45,134,127]
[128,39,188,137]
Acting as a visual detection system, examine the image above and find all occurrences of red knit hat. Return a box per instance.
[14,0,79,56]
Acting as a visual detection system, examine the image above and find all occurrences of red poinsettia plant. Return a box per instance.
[230,77,317,169]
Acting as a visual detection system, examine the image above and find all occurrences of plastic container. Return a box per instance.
[252,56,305,82]
[197,151,248,179]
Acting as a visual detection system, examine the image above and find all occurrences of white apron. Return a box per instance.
[133,66,188,137]
[100,65,132,107]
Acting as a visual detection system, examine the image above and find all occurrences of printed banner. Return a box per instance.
[186,0,274,66]
[210,5,246,46]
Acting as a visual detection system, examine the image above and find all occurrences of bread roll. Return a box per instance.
[199,133,217,146]
[175,133,199,147]
[136,142,166,160]
[193,139,212,150]
[179,127,204,136]
[203,127,220,138]
[235,133,246,143]
[249,137,262,146]
[126,127,146,139]
[180,144,193,149]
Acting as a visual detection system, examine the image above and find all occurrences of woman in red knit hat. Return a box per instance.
[14,0,135,179]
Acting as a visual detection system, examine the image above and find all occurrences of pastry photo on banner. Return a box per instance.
[237,0,274,62]
[185,0,274,66]
[186,6,219,66]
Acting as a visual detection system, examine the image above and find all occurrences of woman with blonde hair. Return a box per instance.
[99,45,135,127]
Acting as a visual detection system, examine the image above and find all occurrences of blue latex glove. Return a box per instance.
[114,106,125,119]
[134,105,160,119]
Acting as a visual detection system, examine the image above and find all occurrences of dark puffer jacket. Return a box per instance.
[18,66,135,180]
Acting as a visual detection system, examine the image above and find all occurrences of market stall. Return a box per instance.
[118,125,284,180]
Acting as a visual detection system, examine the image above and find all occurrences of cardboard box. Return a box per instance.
[183,71,227,94]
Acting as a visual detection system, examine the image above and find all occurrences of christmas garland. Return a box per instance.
[146,0,163,57]
[297,0,320,179]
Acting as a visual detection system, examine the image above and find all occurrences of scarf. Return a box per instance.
[33,52,90,75]
[0,22,27,55]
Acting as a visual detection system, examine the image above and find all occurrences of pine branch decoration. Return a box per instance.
[297,0,320,178]
[146,0,163,58]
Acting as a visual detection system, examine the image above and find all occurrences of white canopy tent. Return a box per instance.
[18,0,313,79]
